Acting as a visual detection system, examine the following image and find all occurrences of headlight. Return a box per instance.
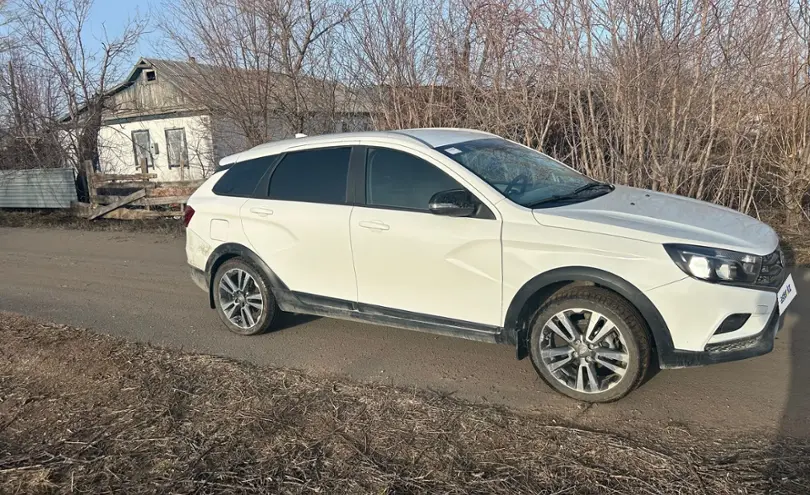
[664,244,763,286]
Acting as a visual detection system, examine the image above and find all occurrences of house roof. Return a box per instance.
[61,57,371,123]
[59,57,158,123]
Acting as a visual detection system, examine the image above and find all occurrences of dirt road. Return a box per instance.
[1,227,807,438]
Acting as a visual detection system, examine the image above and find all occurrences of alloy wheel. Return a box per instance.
[538,308,630,394]
[218,268,264,330]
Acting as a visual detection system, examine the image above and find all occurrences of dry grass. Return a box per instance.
[1,312,808,494]
[0,209,184,236]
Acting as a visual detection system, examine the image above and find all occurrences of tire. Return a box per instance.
[212,258,278,336]
[529,286,651,403]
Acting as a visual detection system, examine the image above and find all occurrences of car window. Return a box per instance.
[268,147,351,204]
[212,156,274,197]
[366,148,463,211]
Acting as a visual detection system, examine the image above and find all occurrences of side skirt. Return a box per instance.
[273,289,506,344]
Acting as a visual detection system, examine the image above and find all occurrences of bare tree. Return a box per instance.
[338,0,810,226]
[171,0,810,225]
[161,0,355,150]
[0,50,64,169]
[8,0,145,171]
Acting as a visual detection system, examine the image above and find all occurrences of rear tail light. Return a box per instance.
[183,205,195,228]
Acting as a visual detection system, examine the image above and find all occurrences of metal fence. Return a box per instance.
[0,168,78,208]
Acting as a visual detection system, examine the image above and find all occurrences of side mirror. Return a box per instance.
[428,189,477,217]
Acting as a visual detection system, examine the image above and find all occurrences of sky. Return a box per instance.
[86,0,162,60]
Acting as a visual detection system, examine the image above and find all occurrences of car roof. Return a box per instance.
[393,128,496,147]
[219,128,496,166]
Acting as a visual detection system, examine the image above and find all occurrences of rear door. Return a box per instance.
[349,146,502,326]
[240,146,358,301]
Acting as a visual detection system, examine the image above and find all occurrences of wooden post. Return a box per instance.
[138,157,151,210]
[178,158,186,213]
[84,160,95,205]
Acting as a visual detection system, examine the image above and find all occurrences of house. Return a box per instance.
[62,58,373,182]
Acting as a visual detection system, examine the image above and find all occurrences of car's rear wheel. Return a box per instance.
[529,286,651,402]
[213,258,277,335]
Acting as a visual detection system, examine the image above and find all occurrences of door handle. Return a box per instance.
[249,207,274,217]
[358,220,390,231]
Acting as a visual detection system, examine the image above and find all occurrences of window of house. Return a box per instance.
[366,147,462,211]
[131,130,152,171]
[268,147,351,205]
[165,128,189,168]
[145,70,156,82]
[212,156,275,197]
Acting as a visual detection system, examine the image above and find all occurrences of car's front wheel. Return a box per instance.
[213,258,278,336]
[529,286,651,402]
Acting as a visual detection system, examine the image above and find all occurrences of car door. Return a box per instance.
[240,146,358,301]
[350,146,503,327]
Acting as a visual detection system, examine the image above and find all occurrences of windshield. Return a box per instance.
[437,138,610,208]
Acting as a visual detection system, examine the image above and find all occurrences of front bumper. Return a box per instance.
[644,272,786,368]
[658,307,783,368]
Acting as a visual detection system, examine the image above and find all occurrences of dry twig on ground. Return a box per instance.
[1,312,808,494]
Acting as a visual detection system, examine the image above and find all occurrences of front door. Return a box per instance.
[349,146,502,327]
[241,146,357,301]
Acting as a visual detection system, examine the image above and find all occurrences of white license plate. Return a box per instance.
[777,273,797,314]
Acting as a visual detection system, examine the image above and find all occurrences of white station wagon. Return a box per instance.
[185,128,795,402]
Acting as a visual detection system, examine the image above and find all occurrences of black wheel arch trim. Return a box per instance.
[505,266,676,363]
[204,243,288,308]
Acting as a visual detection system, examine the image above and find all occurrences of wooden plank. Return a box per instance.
[89,189,147,220]
[94,181,158,189]
[148,187,198,197]
[92,195,189,206]
[154,179,205,187]
[101,209,180,220]
[93,173,158,182]
[137,196,188,206]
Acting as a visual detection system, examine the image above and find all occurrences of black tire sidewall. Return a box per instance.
[213,258,276,336]
[529,288,650,403]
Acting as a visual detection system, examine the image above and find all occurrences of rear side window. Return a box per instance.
[212,156,274,197]
[366,147,462,211]
[268,147,351,204]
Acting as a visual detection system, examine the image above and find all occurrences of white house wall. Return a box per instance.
[98,115,214,182]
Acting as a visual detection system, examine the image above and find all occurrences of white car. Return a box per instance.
[184,128,795,402]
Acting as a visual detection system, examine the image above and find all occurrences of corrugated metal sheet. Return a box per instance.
[0,168,77,208]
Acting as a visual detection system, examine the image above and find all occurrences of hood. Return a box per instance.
[532,185,779,256]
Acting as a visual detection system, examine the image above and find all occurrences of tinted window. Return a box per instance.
[212,156,273,197]
[269,147,351,204]
[366,148,462,210]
